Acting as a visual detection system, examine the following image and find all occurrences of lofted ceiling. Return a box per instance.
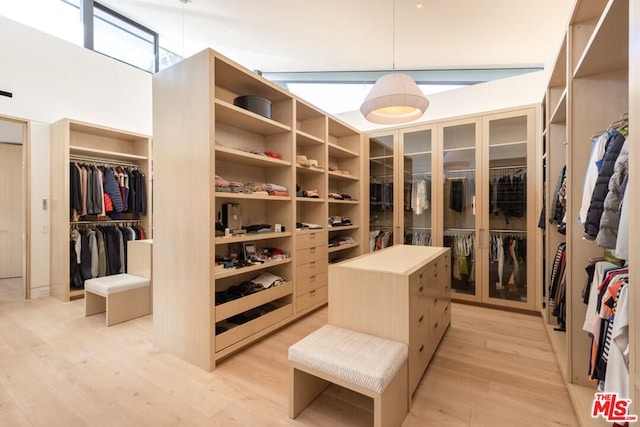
[98,0,574,76]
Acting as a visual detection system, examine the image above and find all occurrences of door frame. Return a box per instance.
[0,114,30,298]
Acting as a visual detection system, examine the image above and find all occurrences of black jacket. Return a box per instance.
[583,130,626,239]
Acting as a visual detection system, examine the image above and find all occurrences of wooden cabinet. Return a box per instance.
[328,244,450,397]
[366,107,540,312]
[152,48,363,371]
[543,1,632,425]
[49,119,152,302]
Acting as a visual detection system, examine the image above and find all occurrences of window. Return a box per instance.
[93,3,157,72]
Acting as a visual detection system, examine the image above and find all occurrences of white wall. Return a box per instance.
[0,16,152,297]
[337,68,551,132]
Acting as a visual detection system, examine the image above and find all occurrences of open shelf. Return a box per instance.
[215,281,293,321]
[328,199,359,204]
[215,99,292,135]
[215,258,292,279]
[215,192,291,201]
[328,171,359,181]
[328,142,359,158]
[296,130,324,146]
[328,225,359,232]
[215,302,293,352]
[550,89,567,124]
[69,146,147,161]
[214,231,292,245]
[296,197,325,203]
[215,146,291,167]
[328,243,360,253]
[573,0,628,78]
[296,164,325,174]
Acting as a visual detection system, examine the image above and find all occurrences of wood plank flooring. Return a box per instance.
[0,278,579,426]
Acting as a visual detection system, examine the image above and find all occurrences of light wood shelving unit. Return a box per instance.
[152,48,363,371]
[543,1,631,425]
[49,119,152,302]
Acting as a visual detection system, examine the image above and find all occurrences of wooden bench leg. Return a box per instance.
[85,291,106,317]
[376,360,409,427]
[289,364,331,419]
[105,287,151,326]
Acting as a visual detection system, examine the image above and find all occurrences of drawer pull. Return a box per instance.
[418,285,424,293]
[310,275,316,282]
[310,234,316,239]
[310,289,316,296]
[419,314,424,323]
[434,322,439,329]
[419,344,424,353]
[434,298,438,304]
[310,261,316,267]
[419,273,424,279]
[310,248,316,253]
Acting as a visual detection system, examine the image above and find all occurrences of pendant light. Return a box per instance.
[360,0,429,124]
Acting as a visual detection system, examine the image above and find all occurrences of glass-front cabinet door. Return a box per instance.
[482,108,536,309]
[437,118,481,302]
[368,133,396,251]
[400,126,435,246]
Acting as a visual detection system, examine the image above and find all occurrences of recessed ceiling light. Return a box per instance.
[178,0,191,4]
[416,3,424,9]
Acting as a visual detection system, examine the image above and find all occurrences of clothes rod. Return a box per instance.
[71,220,142,225]
[404,226,432,230]
[70,155,141,168]
[490,229,527,233]
[489,165,526,171]
[444,228,475,232]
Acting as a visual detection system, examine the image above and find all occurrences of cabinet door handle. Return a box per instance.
[419,344,424,353]
[419,314,424,323]
[434,298,438,304]
[418,285,424,293]
[434,322,439,329]
[419,273,424,279]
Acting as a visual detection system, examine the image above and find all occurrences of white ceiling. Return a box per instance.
[99,0,573,75]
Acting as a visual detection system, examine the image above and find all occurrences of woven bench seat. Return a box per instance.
[288,324,408,427]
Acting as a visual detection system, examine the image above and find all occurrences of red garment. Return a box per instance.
[104,193,114,213]
[268,190,289,197]
[264,151,282,160]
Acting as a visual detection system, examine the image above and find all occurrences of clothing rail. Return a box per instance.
[490,229,527,234]
[489,165,526,171]
[70,155,141,169]
[404,226,432,230]
[404,171,432,176]
[71,220,141,226]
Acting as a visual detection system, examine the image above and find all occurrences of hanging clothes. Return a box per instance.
[584,130,626,240]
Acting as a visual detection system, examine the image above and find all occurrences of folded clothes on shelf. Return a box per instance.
[268,190,289,197]
[296,222,323,230]
[266,183,288,192]
[243,224,272,233]
[328,216,352,227]
[328,235,357,247]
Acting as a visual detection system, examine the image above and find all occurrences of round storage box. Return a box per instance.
[233,95,272,119]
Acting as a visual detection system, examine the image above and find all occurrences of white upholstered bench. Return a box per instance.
[84,274,151,326]
[288,324,409,427]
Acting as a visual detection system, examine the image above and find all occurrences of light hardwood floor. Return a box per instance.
[0,278,578,426]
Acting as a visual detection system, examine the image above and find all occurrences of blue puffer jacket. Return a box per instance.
[583,130,626,240]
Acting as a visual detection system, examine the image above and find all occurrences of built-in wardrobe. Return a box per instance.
[366,106,542,312]
[543,0,637,425]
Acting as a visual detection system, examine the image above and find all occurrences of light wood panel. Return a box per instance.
[0,143,23,279]
[0,278,578,426]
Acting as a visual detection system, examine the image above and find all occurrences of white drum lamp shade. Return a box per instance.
[360,73,429,124]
